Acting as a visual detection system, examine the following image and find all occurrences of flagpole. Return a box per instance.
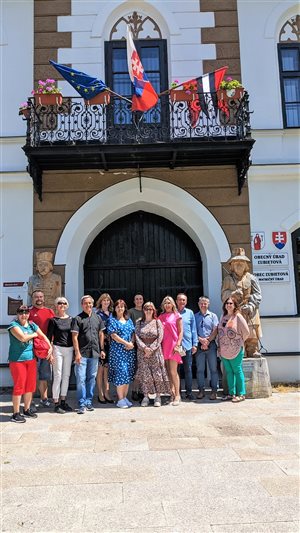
[105,88,132,104]
[157,66,228,97]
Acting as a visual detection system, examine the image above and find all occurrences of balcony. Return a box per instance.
[22,92,255,199]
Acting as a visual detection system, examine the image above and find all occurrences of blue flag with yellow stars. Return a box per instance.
[49,60,107,99]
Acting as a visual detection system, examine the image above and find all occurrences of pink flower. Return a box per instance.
[46,86,52,91]
[31,90,35,95]
[226,76,233,81]
[38,80,46,86]
[46,78,55,84]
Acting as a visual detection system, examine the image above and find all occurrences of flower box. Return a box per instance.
[19,108,30,119]
[84,91,111,105]
[34,93,63,106]
[170,89,198,102]
[217,87,244,102]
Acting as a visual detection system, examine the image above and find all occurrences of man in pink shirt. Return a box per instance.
[29,290,54,407]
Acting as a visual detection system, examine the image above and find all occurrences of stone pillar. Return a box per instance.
[242,357,272,398]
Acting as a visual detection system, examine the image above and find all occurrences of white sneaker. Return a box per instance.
[141,396,150,407]
[154,397,161,407]
[116,399,128,409]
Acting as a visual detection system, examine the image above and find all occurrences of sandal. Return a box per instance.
[221,395,232,401]
[232,396,241,403]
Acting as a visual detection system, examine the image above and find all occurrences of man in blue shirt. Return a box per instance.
[176,294,198,400]
[194,296,219,400]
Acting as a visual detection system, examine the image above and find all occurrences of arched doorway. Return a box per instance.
[84,211,203,310]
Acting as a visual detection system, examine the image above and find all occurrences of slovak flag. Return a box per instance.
[126,25,158,112]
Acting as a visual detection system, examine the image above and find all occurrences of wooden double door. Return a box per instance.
[84,211,203,311]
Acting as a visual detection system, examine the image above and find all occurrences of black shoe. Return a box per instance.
[54,404,65,414]
[98,396,107,404]
[186,393,196,401]
[30,403,38,413]
[131,391,139,402]
[60,401,73,412]
[23,408,38,418]
[104,395,114,404]
[86,405,94,411]
[11,412,26,423]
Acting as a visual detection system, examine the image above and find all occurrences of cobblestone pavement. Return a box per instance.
[1,390,299,532]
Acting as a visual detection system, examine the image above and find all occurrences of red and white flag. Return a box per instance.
[126,26,158,112]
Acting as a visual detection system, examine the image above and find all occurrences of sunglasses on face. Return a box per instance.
[226,302,234,305]
[144,307,153,311]
[18,310,29,314]
[57,301,67,305]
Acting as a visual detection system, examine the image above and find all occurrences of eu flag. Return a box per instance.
[49,60,107,99]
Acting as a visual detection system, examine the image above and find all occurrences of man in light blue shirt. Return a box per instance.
[194,296,219,400]
[176,294,198,400]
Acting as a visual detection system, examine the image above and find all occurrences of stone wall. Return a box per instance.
[201,0,241,80]
[33,167,250,269]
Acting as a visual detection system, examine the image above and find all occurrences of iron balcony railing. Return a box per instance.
[23,92,252,147]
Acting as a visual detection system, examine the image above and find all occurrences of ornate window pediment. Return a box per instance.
[279,15,300,43]
[110,11,162,40]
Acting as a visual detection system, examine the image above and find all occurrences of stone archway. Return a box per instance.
[55,177,231,315]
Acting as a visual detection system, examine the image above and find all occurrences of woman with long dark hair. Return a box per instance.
[95,293,114,403]
[218,297,249,402]
[106,299,135,408]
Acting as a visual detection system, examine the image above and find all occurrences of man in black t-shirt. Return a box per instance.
[71,295,105,414]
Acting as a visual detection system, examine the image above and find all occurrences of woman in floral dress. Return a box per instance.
[107,299,135,409]
[135,302,170,407]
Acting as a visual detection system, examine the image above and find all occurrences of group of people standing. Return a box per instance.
[7,288,250,422]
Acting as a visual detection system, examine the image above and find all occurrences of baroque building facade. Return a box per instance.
[0,0,299,385]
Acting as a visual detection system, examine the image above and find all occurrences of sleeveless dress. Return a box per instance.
[158,312,183,364]
[135,319,170,395]
[95,309,111,366]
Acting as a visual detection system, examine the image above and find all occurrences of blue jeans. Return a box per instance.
[75,357,98,408]
[196,342,218,392]
[182,349,193,394]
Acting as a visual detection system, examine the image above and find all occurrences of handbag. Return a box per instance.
[33,337,50,359]
[174,345,186,357]
[29,323,50,359]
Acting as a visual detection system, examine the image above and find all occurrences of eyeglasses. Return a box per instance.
[57,301,67,305]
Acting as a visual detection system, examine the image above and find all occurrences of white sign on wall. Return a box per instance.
[252,252,289,267]
[254,270,290,283]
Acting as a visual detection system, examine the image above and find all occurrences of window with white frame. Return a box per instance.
[278,15,300,128]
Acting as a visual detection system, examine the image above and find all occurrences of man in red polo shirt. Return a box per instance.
[29,290,54,407]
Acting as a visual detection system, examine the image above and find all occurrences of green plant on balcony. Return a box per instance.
[219,77,244,99]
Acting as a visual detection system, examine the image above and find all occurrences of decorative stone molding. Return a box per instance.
[110,11,162,40]
[279,15,300,42]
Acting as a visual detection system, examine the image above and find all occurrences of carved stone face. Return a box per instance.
[231,260,248,277]
[37,260,52,276]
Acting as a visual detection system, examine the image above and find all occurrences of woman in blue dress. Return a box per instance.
[107,299,135,409]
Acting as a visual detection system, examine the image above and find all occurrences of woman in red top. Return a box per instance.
[218,298,249,402]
